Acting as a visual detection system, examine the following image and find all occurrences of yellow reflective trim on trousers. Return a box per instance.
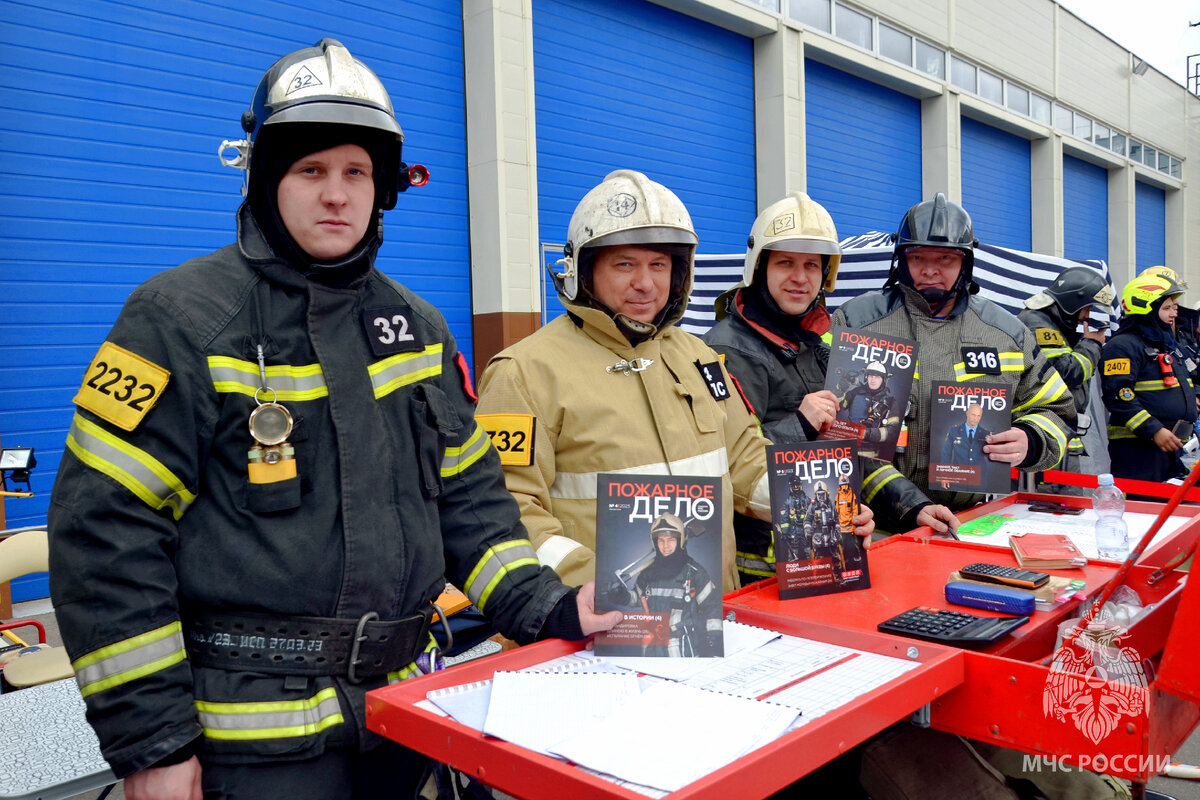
[1020,413,1068,465]
[73,622,187,698]
[441,423,490,478]
[1108,426,1136,440]
[1126,410,1152,431]
[862,465,902,504]
[196,686,344,741]
[369,345,444,399]
[463,539,539,612]
[736,551,774,576]
[207,356,329,401]
[66,414,195,520]
[1013,370,1068,412]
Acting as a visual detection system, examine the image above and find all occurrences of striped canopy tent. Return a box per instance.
[681,233,1111,337]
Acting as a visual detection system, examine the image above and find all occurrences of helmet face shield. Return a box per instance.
[890,193,977,295]
[1045,266,1115,316]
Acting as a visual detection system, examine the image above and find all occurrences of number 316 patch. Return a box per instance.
[960,346,1001,375]
[74,341,170,431]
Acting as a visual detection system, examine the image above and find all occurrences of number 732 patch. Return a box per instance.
[74,341,171,431]
[477,413,536,467]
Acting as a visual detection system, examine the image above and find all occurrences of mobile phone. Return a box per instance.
[1026,501,1084,515]
[1171,419,1194,440]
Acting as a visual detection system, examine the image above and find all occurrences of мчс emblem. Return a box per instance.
[607,193,637,218]
[1043,613,1147,745]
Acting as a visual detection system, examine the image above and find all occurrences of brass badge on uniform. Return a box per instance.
[1035,328,1065,347]
[477,413,535,467]
[1104,358,1131,376]
[74,342,171,431]
[1118,387,1135,401]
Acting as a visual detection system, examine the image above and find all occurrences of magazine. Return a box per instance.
[593,474,725,657]
[821,326,918,461]
[927,381,1012,494]
[767,441,870,599]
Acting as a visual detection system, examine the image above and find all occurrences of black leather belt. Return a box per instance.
[182,606,434,683]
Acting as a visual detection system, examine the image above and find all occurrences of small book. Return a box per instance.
[927,381,1012,494]
[1009,533,1087,569]
[821,326,918,461]
[766,440,870,599]
[593,474,725,657]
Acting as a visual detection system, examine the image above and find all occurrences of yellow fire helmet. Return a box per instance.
[1121,274,1185,316]
[1141,265,1188,292]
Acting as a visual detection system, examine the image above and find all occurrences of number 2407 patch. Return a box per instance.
[74,341,170,431]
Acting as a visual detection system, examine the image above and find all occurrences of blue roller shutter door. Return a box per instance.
[961,117,1032,251]
[804,60,923,237]
[1135,182,1166,270]
[1063,156,1108,263]
[0,2,468,598]
[533,0,756,322]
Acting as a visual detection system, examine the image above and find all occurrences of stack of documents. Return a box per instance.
[424,621,919,794]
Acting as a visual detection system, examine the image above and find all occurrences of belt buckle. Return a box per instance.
[347,611,379,684]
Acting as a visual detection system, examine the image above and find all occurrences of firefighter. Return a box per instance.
[1101,273,1197,487]
[46,40,618,800]
[611,513,723,657]
[701,193,936,580]
[476,172,874,593]
[1019,266,1114,480]
[837,361,901,458]
[831,194,1075,513]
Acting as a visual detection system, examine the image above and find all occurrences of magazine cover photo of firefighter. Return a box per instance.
[822,327,918,461]
[594,474,724,657]
[767,441,870,600]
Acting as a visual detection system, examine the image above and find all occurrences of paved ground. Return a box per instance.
[10,597,1196,800]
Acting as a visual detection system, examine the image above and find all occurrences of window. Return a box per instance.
[1170,158,1181,179]
[1110,132,1126,156]
[1094,124,1110,149]
[914,40,944,79]
[879,23,912,66]
[789,0,830,32]
[1030,94,1051,124]
[1053,104,1073,134]
[1129,140,1143,162]
[741,0,780,9]
[834,3,872,49]
[1158,151,1170,172]
[1073,115,1091,141]
[1142,145,1156,166]
[951,57,976,92]
[1005,84,1029,115]
[978,70,1003,103]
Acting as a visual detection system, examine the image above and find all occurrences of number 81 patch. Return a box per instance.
[74,341,170,431]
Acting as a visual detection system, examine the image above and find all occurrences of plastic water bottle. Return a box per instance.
[1093,473,1129,561]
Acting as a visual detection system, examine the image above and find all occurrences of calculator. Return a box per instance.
[877,607,1030,648]
[959,562,1050,589]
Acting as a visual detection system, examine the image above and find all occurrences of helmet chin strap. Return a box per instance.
[918,287,954,306]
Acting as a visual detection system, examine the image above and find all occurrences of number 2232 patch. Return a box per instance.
[477,413,536,467]
[74,342,171,431]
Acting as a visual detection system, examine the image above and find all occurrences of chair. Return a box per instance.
[0,529,74,689]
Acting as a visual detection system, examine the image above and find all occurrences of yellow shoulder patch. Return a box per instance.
[476,413,535,467]
[1103,358,1131,376]
[74,342,170,431]
[1035,328,1065,347]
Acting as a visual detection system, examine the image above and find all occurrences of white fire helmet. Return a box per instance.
[650,512,687,549]
[741,192,841,292]
[552,169,697,303]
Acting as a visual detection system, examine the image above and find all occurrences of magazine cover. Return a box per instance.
[821,326,918,461]
[593,474,724,657]
[928,381,1012,494]
[767,441,870,599]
